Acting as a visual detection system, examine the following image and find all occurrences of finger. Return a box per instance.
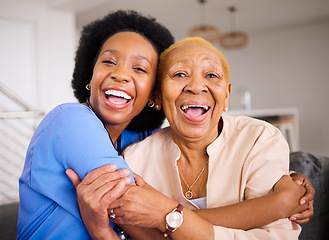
[88,177,130,205]
[299,202,314,219]
[289,202,314,221]
[290,176,304,186]
[133,173,146,186]
[77,178,129,213]
[290,172,305,180]
[66,169,81,188]
[87,169,131,193]
[293,218,310,224]
[300,184,315,205]
[101,179,130,206]
[290,212,311,224]
[108,186,134,210]
[81,164,118,185]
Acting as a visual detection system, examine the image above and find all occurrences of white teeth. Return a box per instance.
[181,105,209,111]
[105,90,131,100]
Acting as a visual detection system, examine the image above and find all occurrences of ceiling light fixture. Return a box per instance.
[220,6,249,49]
[187,0,220,44]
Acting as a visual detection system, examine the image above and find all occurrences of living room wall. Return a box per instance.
[219,19,329,157]
[0,0,76,112]
[1,0,328,157]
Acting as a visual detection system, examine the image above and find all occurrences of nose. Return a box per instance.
[183,75,208,94]
[109,65,131,82]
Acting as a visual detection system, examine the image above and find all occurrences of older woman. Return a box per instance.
[68,37,314,239]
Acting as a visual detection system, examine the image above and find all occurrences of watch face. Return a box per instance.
[166,212,183,228]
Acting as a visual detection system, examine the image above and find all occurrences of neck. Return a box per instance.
[171,118,224,163]
[82,101,127,146]
[171,133,215,166]
[103,122,128,146]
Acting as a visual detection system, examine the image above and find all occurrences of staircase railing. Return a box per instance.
[0,82,44,204]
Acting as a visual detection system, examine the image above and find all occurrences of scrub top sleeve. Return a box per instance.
[53,106,134,181]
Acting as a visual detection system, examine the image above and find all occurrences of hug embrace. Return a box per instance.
[17,10,314,240]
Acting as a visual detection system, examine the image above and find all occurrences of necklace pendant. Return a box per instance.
[185,190,193,200]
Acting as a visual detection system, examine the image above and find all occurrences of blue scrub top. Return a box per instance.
[17,103,157,239]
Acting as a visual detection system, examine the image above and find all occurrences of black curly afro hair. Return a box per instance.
[71,10,174,132]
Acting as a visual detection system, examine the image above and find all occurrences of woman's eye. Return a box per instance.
[173,72,186,78]
[207,73,219,79]
[103,60,115,65]
[134,67,147,73]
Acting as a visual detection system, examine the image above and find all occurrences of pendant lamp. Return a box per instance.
[187,0,221,44]
[220,6,249,49]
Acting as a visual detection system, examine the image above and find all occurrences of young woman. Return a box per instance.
[16,10,174,240]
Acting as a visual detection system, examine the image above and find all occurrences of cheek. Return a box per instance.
[161,81,177,104]
[136,76,156,99]
[91,65,106,83]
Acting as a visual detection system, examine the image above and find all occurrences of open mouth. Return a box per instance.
[181,105,210,116]
[104,89,132,104]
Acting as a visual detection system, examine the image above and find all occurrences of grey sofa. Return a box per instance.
[290,151,329,240]
[1,152,328,239]
[0,201,19,240]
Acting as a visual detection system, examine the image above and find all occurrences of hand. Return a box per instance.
[109,173,177,231]
[273,175,308,219]
[66,164,132,240]
[289,172,315,224]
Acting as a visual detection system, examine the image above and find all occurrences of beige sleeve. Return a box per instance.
[214,126,301,239]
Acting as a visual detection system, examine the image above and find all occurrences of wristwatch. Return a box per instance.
[164,204,184,237]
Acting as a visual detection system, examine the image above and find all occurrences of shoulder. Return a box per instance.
[123,128,172,162]
[55,103,94,118]
[124,128,170,152]
[223,114,282,139]
[32,103,103,142]
[123,128,177,177]
[42,103,98,127]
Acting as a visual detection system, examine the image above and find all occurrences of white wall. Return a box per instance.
[1,0,328,157]
[0,0,76,113]
[221,20,329,156]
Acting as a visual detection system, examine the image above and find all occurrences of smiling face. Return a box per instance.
[88,31,158,133]
[157,43,231,142]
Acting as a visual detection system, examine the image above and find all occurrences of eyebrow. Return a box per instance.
[101,49,153,67]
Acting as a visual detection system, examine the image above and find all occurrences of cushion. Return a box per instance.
[289,151,329,240]
[0,201,19,240]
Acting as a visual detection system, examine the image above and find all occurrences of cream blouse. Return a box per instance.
[123,115,301,239]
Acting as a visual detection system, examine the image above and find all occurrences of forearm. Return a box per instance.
[86,224,120,240]
[170,208,214,240]
[194,191,288,230]
[117,200,214,240]
[120,225,167,240]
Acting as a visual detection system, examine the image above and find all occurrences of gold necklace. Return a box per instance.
[179,160,209,200]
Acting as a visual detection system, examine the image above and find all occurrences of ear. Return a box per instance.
[154,96,162,110]
[153,81,162,110]
[224,82,232,110]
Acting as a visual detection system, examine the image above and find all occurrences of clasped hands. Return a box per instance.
[66,164,175,233]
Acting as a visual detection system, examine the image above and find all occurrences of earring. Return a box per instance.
[224,107,229,112]
[86,84,91,90]
[155,104,160,110]
[148,100,155,108]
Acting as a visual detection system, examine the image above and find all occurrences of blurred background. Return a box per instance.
[0,0,329,204]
